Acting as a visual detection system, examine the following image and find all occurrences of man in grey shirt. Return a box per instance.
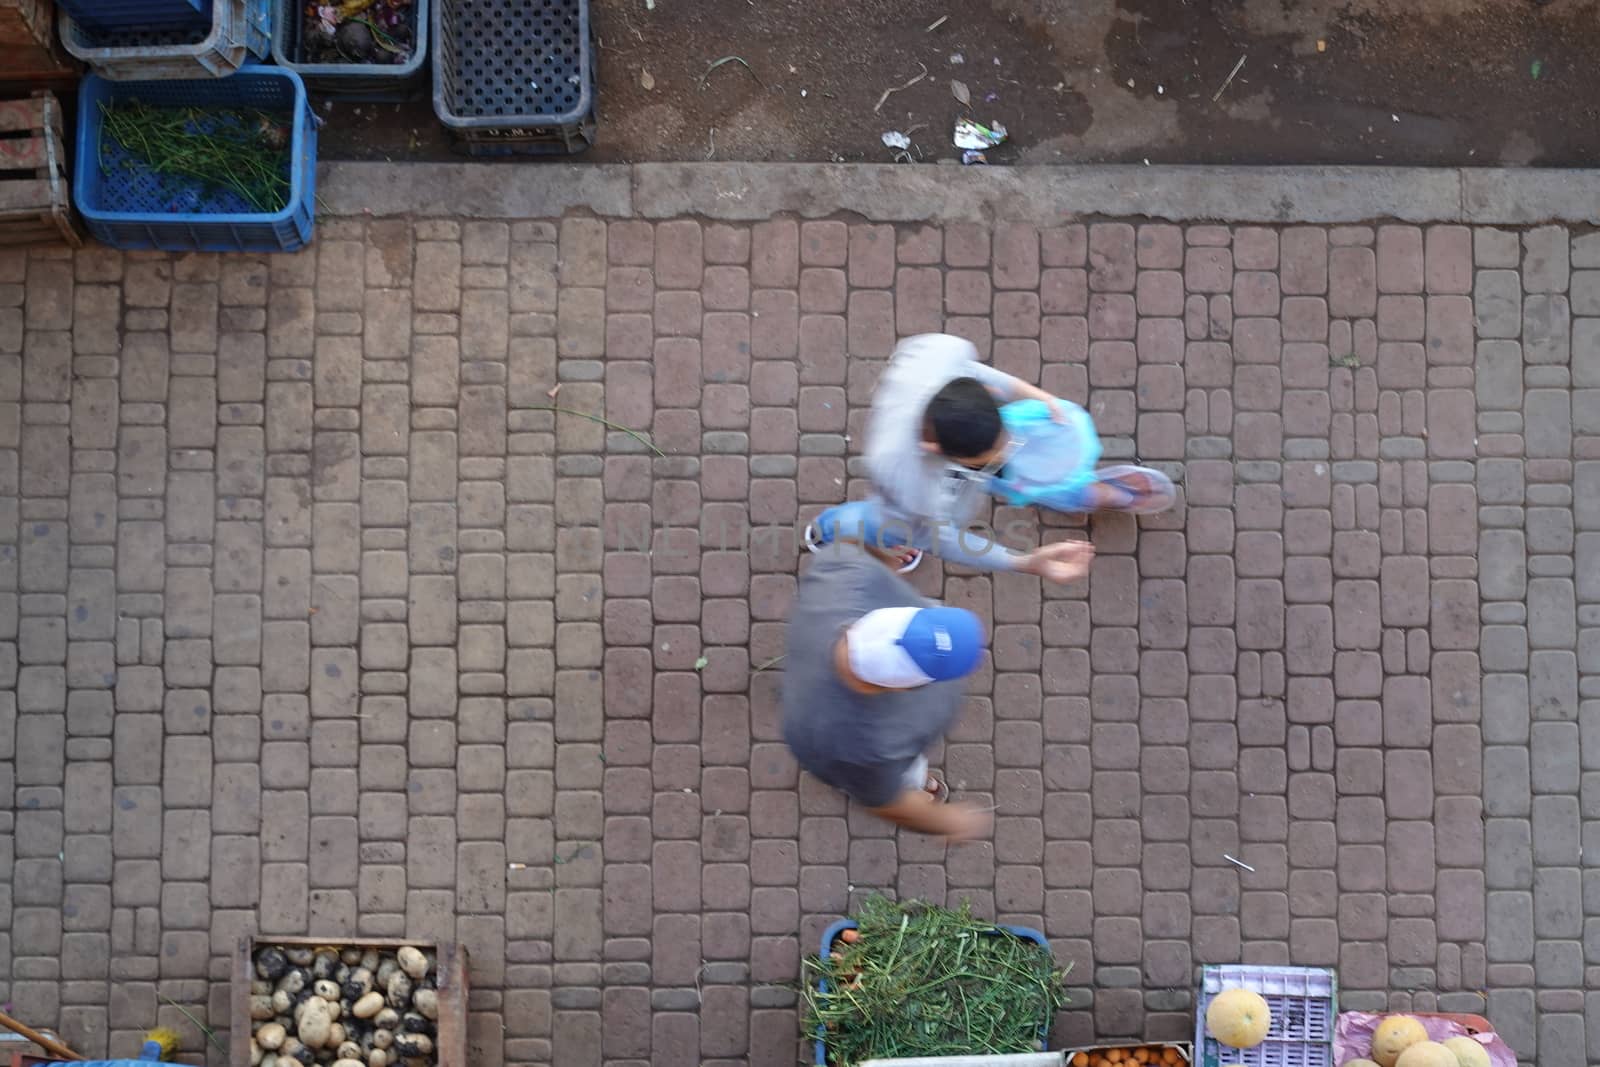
[781,537,1092,838]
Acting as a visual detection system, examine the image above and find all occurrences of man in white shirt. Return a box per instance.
[835,333,1169,579]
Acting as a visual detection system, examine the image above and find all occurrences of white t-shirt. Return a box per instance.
[863,333,1017,525]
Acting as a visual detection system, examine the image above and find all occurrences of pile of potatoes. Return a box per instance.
[248,944,441,1067]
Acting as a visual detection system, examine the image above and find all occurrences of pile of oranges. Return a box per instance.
[1070,1046,1187,1067]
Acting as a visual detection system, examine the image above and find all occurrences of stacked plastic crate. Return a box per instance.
[271,0,430,101]
[66,0,317,251]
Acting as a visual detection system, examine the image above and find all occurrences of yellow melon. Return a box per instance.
[1395,1041,1458,1067]
[1346,1061,1382,1067]
[1372,1016,1429,1067]
[1441,1036,1491,1067]
[1205,988,1272,1049]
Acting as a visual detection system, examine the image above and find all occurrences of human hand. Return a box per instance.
[941,801,995,842]
[1021,539,1095,584]
[1047,397,1068,424]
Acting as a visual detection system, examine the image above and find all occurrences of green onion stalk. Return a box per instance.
[99,100,292,214]
[801,894,1071,1065]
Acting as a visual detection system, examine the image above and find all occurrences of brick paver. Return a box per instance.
[0,217,1587,1065]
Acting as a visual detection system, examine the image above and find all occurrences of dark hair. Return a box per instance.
[926,377,1002,459]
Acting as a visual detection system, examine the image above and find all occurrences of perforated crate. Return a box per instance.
[432,0,595,155]
[60,0,267,79]
[74,67,316,252]
[1196,965,1337,1067]
[812,919,1056,1065]
[57,0,209,34]
[271,0,429,100]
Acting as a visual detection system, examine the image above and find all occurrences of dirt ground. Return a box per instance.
[323,0,1600,165]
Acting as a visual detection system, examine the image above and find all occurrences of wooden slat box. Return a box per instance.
[0,91,80,247]
[230,936,469,1067]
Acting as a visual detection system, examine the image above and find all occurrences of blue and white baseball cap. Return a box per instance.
[845,606,984,689]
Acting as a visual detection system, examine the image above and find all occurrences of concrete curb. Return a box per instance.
[316,162,1600,224]
[318,163,632,220]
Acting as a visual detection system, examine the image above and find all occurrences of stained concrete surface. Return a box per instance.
[325,0,1600,166]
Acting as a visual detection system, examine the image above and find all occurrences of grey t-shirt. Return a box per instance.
[780,544,967,807]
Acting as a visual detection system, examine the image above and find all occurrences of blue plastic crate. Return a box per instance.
[57,0,210,34]
[812,918,1055,1065]
[433,0,596,155]
[73,68,316,252]
[271,0,430,100]
[61,0,268,79]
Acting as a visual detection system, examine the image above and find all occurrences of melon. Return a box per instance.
[1395,1041,1458,1067]
[1371,1016,1429,1067]
[1346,1061,1382,1067]
[1441,1036,1492,1067]
[1205,988,1272,1049]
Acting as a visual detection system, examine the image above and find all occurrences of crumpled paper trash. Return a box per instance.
[953,118,1006,150]
[1333,1012,1516,1067]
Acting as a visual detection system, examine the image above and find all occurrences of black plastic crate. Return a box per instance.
[432,0,594,155]
[272,0,430,101]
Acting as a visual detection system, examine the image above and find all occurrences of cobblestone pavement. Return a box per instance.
[0,214,1594,1066]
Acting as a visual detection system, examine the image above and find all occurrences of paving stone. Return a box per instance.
[1281,228,1329,295]
[27,219,1600,1048]
[1525,225,1571,294]
[1475,269,1522,339]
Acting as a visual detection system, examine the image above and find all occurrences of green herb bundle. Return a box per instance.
[99,100,292,214]
[802,895,1070,1065]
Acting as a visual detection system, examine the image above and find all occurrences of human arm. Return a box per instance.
[867,788,993,840]
[930,523,1096,583]
[966,362,1068,422]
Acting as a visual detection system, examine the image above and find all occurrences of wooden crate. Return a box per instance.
[231,936,469,1067]
[0,0,77,88]
[0,0,50,47]
[0,91,80,247]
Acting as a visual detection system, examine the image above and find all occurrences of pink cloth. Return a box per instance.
[1333,1012,1516,1067]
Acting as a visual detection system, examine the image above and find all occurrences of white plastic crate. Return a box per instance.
[59,0,267,79]
[1195,965,1337,1067]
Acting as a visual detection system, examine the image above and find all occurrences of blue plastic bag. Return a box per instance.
[991,398,1102,511]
